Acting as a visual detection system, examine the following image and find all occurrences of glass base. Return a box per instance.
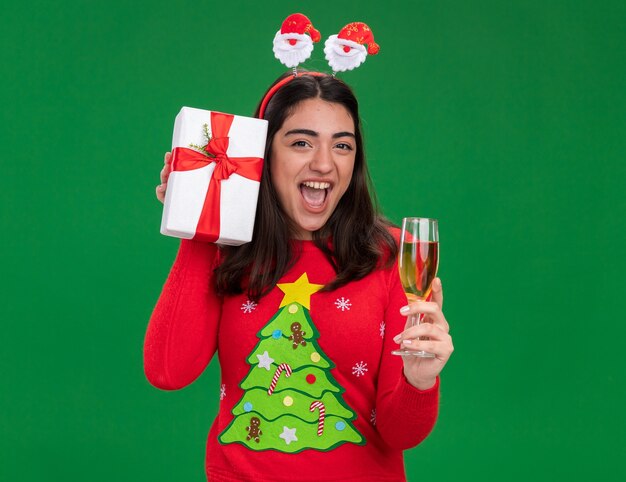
[391,349,436,358]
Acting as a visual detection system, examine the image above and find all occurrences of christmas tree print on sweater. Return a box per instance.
[218,273,365,453]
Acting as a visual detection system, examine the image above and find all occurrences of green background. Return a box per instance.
[1,0,624,480]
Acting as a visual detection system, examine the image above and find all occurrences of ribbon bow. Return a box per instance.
[170,111,264,242]
[205,136,238,180]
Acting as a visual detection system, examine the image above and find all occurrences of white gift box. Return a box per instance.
[160,107,268,246]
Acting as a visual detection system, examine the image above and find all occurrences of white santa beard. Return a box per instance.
[323,35,367,72]
[273,31,314,68]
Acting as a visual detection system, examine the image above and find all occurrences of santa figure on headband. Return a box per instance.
[324,22,380,72]
[273,13,321,68]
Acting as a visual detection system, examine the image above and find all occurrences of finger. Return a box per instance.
[398,322,450,343]
[164,151,172,164]
[423,309,449,333]
[401,301,449,332]
[402,301,439,316]
[403,301,446,326]
[156,184,166,203]
[399,325,454,353]
[431,278,444,310]
[394,327,450,355]
[160,166,170,184]
[400,338,453,360]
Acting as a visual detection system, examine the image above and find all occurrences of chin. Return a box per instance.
[294,217,329,238]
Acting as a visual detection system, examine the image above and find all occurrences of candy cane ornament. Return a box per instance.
[309,401,326,436]
[267,363,293,396]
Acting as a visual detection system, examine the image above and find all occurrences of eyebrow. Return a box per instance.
[284,129,356,139]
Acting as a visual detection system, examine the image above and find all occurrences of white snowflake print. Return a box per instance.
[334,297,352,311]
[240,299,257,314]
[379,321,386,338]
[220,384,226,401]
[370,408,377,426]
[352,361,368,377]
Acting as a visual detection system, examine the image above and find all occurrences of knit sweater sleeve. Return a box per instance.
[374,263,440,450]
[143,239,222,390]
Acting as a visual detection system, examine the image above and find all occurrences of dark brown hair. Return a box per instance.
[214,73,397,301]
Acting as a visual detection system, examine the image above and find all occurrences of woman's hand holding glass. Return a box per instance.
[393,277,454,390]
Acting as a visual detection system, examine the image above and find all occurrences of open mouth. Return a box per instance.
[299,181,331,209]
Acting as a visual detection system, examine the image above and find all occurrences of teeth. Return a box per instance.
[302,181,330,189]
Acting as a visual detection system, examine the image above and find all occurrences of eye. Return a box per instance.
[335,142,353,151]
[291,140,311,148]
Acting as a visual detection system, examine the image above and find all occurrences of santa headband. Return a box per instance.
[259,13,380,119]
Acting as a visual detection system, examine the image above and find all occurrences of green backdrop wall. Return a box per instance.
[1,0,624,480]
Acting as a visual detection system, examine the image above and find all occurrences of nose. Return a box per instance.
[309,146,333,174]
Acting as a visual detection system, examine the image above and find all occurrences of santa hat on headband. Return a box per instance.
[273,13,321,68]
[260,16,381,119]
[324,22,379,72]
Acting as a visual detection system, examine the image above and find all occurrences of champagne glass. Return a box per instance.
[392,217,439,357]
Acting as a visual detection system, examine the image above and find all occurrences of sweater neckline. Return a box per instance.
[289,239,328,253]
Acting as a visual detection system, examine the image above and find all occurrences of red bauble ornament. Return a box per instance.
[306,374,316,384]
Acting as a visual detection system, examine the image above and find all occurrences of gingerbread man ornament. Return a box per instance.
[288,322,307,349]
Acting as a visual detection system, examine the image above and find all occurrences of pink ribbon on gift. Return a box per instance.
[170,111,264,242]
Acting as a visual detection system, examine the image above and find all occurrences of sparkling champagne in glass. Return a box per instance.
[392,217,439,357]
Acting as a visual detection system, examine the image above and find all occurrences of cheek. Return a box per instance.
[269,159,293,205]
[339,160,356,193]
[269,150,285,192]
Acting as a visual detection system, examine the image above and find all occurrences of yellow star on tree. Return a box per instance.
[277,273,323,309]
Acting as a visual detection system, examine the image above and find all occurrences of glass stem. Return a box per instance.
[409,312,425,327]
[411,312,427,342]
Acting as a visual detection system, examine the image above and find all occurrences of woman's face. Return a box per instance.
[270,98,357,240]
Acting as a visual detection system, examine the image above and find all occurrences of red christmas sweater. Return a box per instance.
[144,237,440,482]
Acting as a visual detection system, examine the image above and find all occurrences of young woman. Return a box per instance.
[145,73,453,482]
